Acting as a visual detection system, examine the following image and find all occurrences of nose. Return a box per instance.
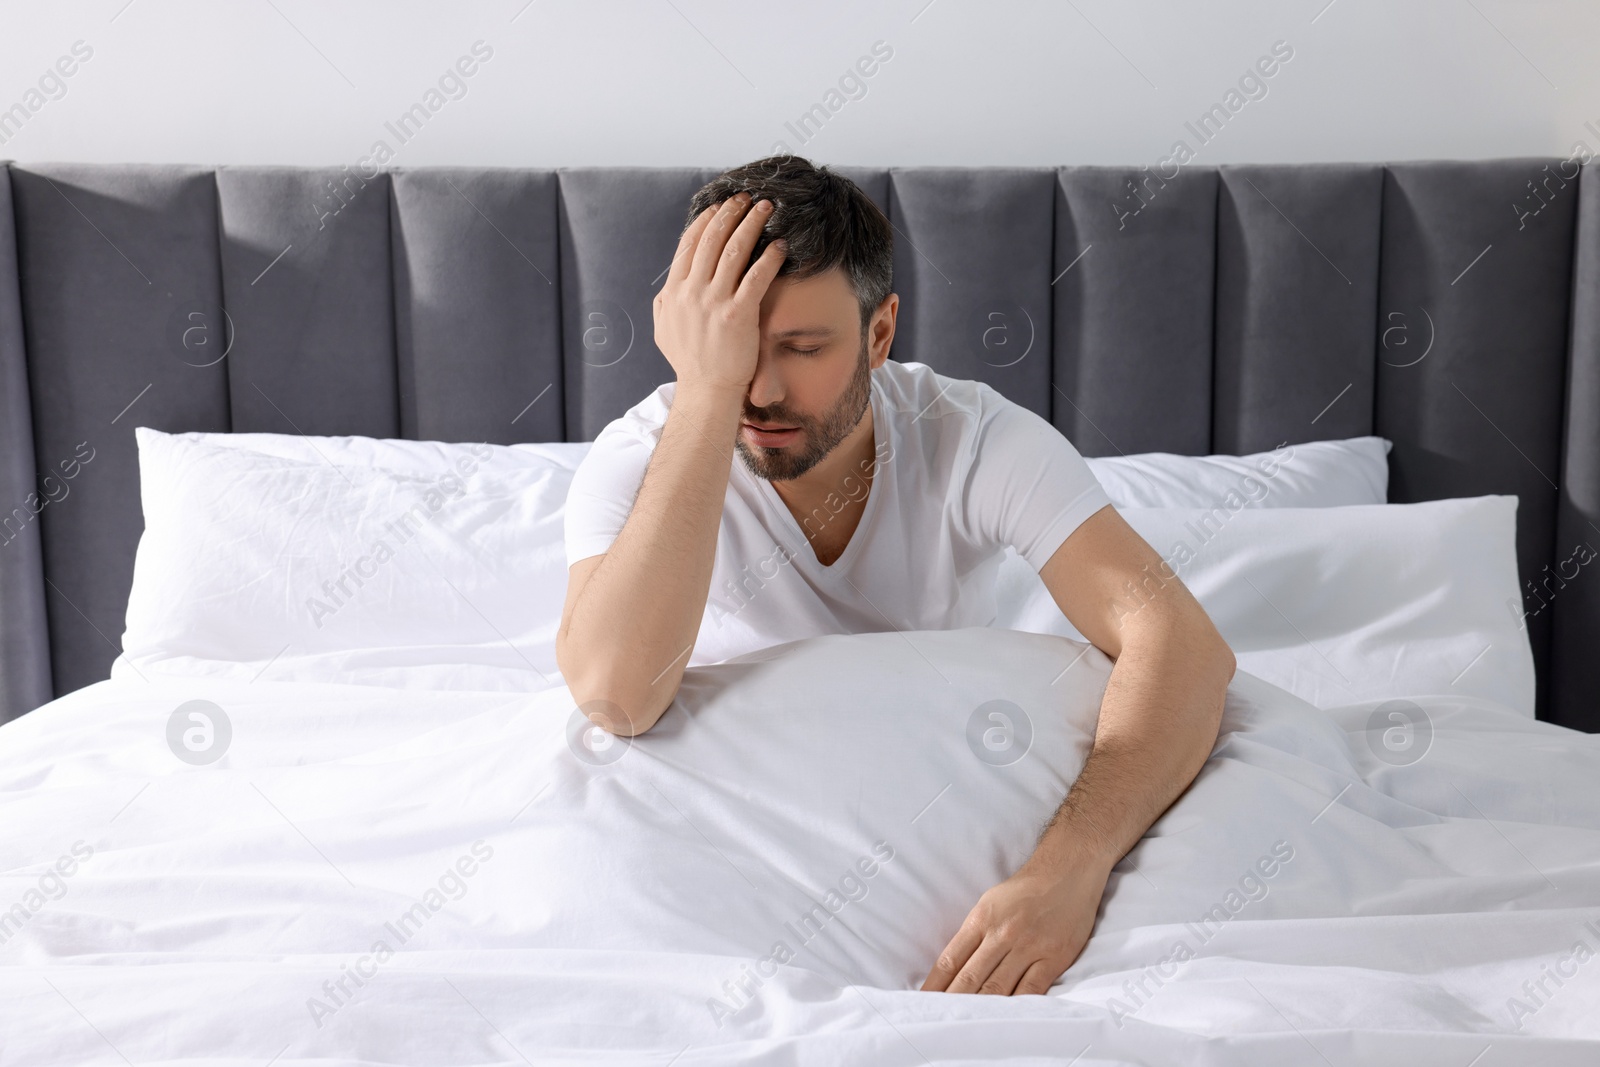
[746,345,785,413]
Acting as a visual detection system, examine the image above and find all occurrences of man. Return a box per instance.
[556,155,1236,997]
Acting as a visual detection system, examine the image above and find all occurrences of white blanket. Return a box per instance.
[2,627,1598,1066]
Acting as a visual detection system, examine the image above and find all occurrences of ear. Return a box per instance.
[868,292,898,369]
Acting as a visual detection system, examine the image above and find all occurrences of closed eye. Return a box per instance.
[786,346,822,356]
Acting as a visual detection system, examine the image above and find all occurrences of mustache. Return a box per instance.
[743,408,807,426]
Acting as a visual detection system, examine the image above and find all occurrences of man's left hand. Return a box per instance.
[919,854,1112,995]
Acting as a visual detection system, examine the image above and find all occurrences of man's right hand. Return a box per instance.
[558,194,788,736]
[653,192,788,394]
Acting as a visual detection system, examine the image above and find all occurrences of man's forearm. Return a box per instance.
[922,511,1237,997]
[560,383,744,733]
[1029,615,1235,878]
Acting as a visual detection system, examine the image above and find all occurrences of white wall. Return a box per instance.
[2,0,1597,169]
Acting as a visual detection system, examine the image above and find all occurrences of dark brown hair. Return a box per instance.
[685,155,893,330]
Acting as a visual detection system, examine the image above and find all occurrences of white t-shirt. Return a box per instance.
[564,359,1112,667]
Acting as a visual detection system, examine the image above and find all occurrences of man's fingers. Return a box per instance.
[1014,958,1060,996]
[711,197,774,296]
[666,205,717,288]
[688,194,752,286]
[944,936,1009,995]
[733,236,788,308]
[976,949,1034,996]
[920,921,984,992]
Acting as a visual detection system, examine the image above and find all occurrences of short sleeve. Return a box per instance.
[563,425,657,567]
[962,393,1114,572]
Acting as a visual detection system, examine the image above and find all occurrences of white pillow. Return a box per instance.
[120,429,1390,692]
[996,497,1535,716]
[541,626,1113,993]
[185,430,592,475]
[997,437,1390,641]
[117,428,574,690]
[1085,436,1390,509]
[195,433,1388,509]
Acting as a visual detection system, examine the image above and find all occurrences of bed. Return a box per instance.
[1,160,1599,1065]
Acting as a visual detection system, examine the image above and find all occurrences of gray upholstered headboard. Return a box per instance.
[1,160,1595,731]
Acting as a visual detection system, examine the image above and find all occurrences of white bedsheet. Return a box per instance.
[2,627,1598,1066]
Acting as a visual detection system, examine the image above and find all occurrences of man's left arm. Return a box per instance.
[921,503,1236,996]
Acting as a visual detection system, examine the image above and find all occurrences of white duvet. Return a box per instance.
[3,627,1599,1066]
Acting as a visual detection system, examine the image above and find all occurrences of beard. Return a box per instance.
[735,334,873,483]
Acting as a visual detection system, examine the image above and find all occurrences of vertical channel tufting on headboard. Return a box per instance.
[0,160,1595,729]
[217,167,399,438]
[391,169,564,444]
[1051,166,1216,458]
[0,165,52,721]
[1377,160,1577,725]
[10,164,228,704]
[1213,164,1383,453]
[557,168,719,443]
[1554,162,1600,733]
[884,168,1056,419]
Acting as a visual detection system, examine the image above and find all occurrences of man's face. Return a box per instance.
[736,267,873,483]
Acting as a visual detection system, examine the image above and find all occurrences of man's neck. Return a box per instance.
[770,405,878,562]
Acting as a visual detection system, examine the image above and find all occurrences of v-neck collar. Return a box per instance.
[750,371,886,574]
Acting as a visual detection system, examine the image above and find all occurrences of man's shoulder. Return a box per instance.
[878,360,1013,436]
[590,381,677,449]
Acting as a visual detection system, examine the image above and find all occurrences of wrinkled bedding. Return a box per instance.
[2,627,1598,1066]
